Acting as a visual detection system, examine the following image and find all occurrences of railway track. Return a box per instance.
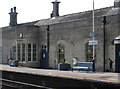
[0,78,49,89]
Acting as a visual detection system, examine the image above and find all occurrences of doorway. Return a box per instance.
[115,44,120,72]
[40,46,48,68]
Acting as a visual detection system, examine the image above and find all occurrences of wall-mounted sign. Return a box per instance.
[89,40,98,45]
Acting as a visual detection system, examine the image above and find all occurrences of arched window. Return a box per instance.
[58,43,65,63]
[85,42,96,62]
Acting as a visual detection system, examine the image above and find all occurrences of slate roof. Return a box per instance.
[35,6,120,26]
[17,20,39,26]
[1,20,39,29]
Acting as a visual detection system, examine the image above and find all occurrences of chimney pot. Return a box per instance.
[9,7,18,27]
[51,0,60,18]
[11,8,13,13]
[14,7,16,12]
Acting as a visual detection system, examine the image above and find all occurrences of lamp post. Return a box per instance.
[92,0,95,72]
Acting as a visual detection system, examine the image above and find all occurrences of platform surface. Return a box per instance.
[0,64,120,84]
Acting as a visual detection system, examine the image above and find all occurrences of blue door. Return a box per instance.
[40,47,48,68]
[115,44,120,73]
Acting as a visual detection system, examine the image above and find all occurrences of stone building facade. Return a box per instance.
[0,0,120,72]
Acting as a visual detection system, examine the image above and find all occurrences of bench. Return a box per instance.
[72,62,93,72]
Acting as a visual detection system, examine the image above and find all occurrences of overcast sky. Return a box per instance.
[0,0,114,27]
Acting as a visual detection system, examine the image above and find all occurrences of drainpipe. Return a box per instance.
[46,25,50,68]
[102,16,106,72]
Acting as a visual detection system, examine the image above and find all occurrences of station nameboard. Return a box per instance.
[89,40,98,45]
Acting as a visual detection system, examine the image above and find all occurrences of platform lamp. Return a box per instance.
[92,0,95,73]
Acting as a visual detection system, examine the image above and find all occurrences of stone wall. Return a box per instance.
[48,14,119,71]
[2,25,40,67]
[1,13,120,72]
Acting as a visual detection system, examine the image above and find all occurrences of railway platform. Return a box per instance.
[0,64,120,88]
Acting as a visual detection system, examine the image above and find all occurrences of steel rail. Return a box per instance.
[0,78,51,89]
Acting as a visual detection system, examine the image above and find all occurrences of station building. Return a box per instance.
[0,0,120,72]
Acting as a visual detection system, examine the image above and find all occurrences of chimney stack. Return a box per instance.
[51,0,60,18]
[114,0,120,8]
[9,7,18,27]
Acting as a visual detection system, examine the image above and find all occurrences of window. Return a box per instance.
[85,42,96,62]
[58,44,65,63]
[12,46,16,59]
[22,44,25,61]
[17,44,21,61]
[17,43,37,62]
[28,44,31,61]
[33,44,36,61]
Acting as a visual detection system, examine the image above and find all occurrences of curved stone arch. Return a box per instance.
[57,40,66,45]
[57,40,66,64]
[84,39,96,62]
[83,38,91,45]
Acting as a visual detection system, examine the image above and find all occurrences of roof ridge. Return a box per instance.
[60,6,113,18]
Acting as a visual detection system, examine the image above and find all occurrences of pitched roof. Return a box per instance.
[17,20,39,27]
[35,6,120,26]
[1,20,39,29]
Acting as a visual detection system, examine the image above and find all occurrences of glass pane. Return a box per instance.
[33,53,36,61]
[17,44,21,60]
[28,44,31,61]
[13,46,16,59]
[33,44,36,48]
[28,44,31,48]
[33,49,36,52]
[33,44,36,61]
[58,44,65,63]
[28,49,31,51]
[22,44,25,61]
[85,43,94,62]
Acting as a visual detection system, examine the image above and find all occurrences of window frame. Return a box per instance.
[58,43,65,63]
[22,43,25,62]
[33,44,37,61]
[85,42,96,62]
[28,44,32,61]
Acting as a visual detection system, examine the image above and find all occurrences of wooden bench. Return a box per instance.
[72,62,93,72]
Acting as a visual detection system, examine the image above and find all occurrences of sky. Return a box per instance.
[0,0,114,28]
